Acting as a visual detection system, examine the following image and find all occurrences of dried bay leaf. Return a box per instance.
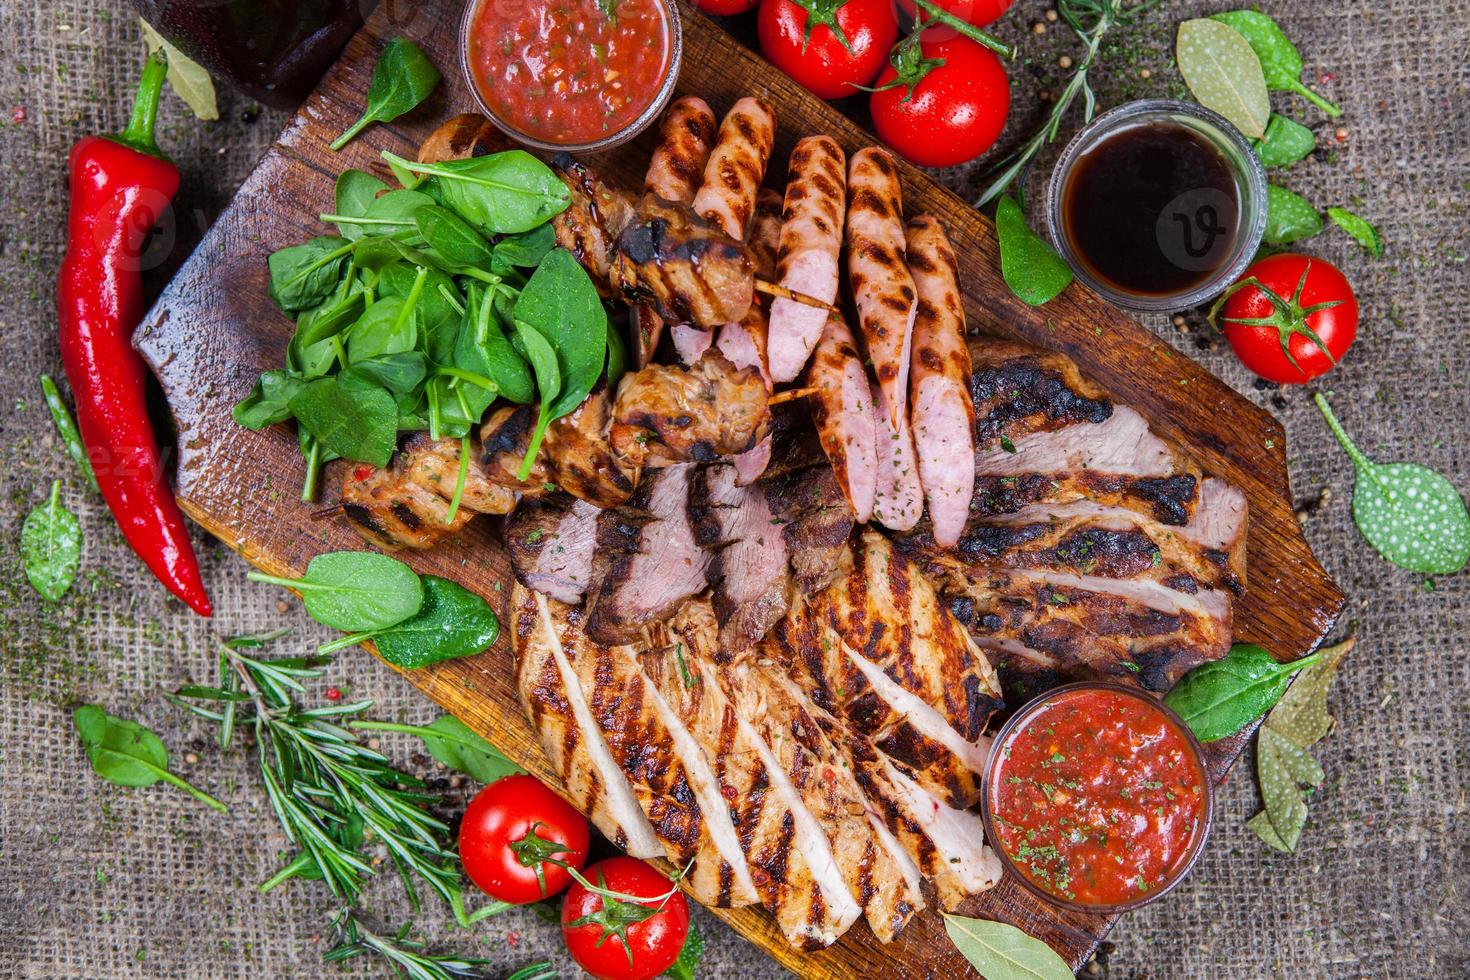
[139,19,219,121]
[942,914,1073,980]
[1254,728,1311,850]
[1176,19,1270,139]
[1265,636,1354,748]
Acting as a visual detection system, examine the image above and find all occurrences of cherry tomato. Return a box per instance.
[458,774,590,904]
[870,29,1010,168]
[898,0,1014,28]
[758,0,900,101]
[691,0,761,13]
[560,856,690,980]
[1218,253,1358,383]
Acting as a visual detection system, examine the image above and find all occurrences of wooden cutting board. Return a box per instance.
[134,1,1344,975]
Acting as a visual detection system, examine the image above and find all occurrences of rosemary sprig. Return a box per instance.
[325,910,495,980]
[975,0,1161,206]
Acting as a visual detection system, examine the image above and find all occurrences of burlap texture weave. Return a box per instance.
[1,1,1465,976]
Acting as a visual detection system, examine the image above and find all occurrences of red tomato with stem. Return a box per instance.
[691,0,760,13]
[870,28,1010,167]
[758,0,900,100]
[560,856,691,980]
[898,0,1014,28]
[458,774,590,904]
[1216,253,1358,383]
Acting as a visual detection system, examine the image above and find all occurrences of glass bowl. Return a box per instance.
[1045,98,1267,313]
[458,0,683,154]
[980,682,1216,915]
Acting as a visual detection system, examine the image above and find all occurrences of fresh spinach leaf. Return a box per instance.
[73,705,226,812]
[513,319,564,479]
[247,551,424,632]
[1326,207,1383,257]
[995,195,1072,306]
[324,188,435,240]
[1165,643,1319,742]
[352,716,524,784]
[233,369,307,429]
[347,297,417,363]
[514,247,606,418]
[1253,114,1315,169]
[382,150,571,235]
[21,480,81,602]
[606,318,628,387]
[1264,184,1323,245]
[288,375,399,467]
[343,352,428,395]
[468,288,534,404]
[332,170,390,240]
[269,236,351,313]
[319,575,500,669]
[1176,18,1270,139]
[1210,10,1342,117]
[1314,393,1470,573]
[330,37,441,152]
[415,204,495,270]
[491,224,557,274]
[941,913,1072,980]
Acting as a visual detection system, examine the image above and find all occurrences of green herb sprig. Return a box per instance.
[324,910,493,980]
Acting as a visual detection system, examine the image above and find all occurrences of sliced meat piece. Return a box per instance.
[417,112,512,163]
[512,587,662,858]
[691,462,790,654]
[611,194,757,329]
[870,381,924,532]
[845,147,917,431]
[1180,477,1249,589]
[806,314,878,524]
[670,322,714,364]
[505,495,601,603]
[977,404,1177,479]
[758,429,857,597]
[691,97,777,241]
[609,352,770,470]
[637,96,719,368]
[904,215,974,548]
[480,386,637,509]
[584,464,710,644]
[770,135,847,383]
[550,153,638,292]
[773,531,1003,808]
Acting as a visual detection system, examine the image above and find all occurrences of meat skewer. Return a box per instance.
[904,215,975,548]
[845,147,918,430]
[636,96,719,368]
[719,187,783,484]
[769,135,847,383]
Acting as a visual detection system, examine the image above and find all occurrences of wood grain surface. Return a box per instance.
[133,2,1344,975]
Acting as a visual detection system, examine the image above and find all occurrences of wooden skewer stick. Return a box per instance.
[768,386,818,406]
[754,279,837,313]
[310,504,346,522]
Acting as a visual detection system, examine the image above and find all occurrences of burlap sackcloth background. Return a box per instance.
[1,1,1465,976]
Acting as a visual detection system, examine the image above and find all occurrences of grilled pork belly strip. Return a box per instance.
[769,135,847,383]
[514,588,662,858]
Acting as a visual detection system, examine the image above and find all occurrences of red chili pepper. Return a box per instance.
[56,52,212,617]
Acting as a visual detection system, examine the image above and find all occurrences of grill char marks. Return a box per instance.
[757,426,857,597]
[690,462,791,654]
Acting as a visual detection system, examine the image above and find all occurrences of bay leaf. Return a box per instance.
[941,913,1072,980]
[1264,636,1354,748]
[139,19,219,121]
[1254,727,1310,851]
[1245,809,1292,852]
[1176,19,1270,139]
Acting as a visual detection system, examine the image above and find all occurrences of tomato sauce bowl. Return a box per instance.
[981,683,1215,914]
[459,0,683,153]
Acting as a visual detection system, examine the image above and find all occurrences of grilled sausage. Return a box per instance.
[692,97,777,240]
[719,188,783,484]
[769,136,846,383]
[870,381,924,532]
[905,215,975,548]
[806,314,878,523]
[637,97,719,367]
[845,147,917,431]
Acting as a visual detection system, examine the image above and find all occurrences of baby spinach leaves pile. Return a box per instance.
[1245,636,1354,852]
[1176,10,1381,257]
[248,551,499,669]
[235,142,612,504]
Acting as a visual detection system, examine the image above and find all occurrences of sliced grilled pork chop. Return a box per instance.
[504,495,601,603]
[773,531,1003,808]
[758,423,857,598]
[691,462,791,653]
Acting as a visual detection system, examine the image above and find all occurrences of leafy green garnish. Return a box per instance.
[21,480,81,602]
[246,551,424,633]
[1176,18,1270,139]
[330,38,441,152]
[995,195,1073,306]
[1210,10,1342,117]
[1253,114,1315,169]
[73,705,226,812]
[1165,643,1319,742]
[1326,207,1383,257]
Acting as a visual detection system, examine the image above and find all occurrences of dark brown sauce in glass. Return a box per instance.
[1061,122,1241,297]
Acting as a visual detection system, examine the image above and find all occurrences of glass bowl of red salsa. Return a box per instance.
[981,683,1214,913]
[460,0,682,153]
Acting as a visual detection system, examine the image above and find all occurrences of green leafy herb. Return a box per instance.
[40,375,99,493]
[1165,643,1320,742]
[139,18,218,121]
[415,204,495,270]
[382,150,572,236]
[268,236,352,313]
[333,169,390,239]
[941,913,1072,980]
[287,375,399,468]
[1247,636,1353,852]
[330,38,441,151]
[1210,10,1341,117]
[246,551,424,632]
[995,195,1073,306]
[1253,114,1315,169]
[233,369,307,430]
[665,917,704,980]
[1315,393,1470,573]
[324,911,490,980]
[1264,184,1323,245]
[1176,18,1270,139]
[73,704,226,812]
[324,188,435,241]
[22,480,82,602]
[351,716,523,784]
[319,575,500,668]
[1326,207,1383,257]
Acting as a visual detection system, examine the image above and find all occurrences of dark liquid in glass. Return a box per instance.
[131,0,369,108]
[1061,122,1241,297]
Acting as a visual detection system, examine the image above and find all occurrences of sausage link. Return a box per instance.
[769,136,846,383]
[692,97,777,241]
[720,188,783,484]
[806,314,878,523]
[870,381,924,532]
